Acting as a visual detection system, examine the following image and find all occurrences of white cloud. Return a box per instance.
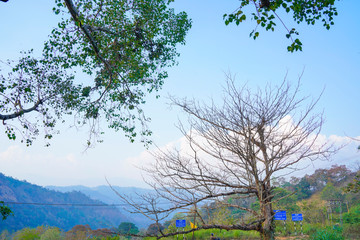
[0,145,24,162]
[0,127,358,188]
[127,118,360,183]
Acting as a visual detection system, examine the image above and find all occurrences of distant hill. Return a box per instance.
[46,185,153,205]
[0,173,130,232]
[46,185,155,228]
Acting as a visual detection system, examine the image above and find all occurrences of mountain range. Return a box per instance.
[0,173,151,232]
[46,184,154,228]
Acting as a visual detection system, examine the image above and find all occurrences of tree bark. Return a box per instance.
[260,205,275,240]
[0,99,43,121]
[260,182,275,240]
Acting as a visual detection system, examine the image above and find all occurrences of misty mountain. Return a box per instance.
[46,185,155,228]
[46,185,153,204]
[0,173,130,232]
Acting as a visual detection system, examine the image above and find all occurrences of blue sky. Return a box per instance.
[0,0,359,187]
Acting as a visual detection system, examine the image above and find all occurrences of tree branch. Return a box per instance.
[0,99,43,121]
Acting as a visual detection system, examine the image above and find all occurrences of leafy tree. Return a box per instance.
[320,183,344,201]
[326,165,352,182]
[343,173,360,194]
[66,225,91,240]
[117,222,139,236]
[13,226,46,240]
[272,188,299,213]
[299,200,326,224]
[306,165,351,193]
[90,228,114,238]
[146,223,165,236]
[0,201,12,220]
[0,0,191,146]
[294,177,312,200]
[223,0,339,52]
[40,227,63,240]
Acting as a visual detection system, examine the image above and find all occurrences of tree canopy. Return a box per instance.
[0,0,343,146]
[117,222,139,236]
[344,173,360,194]
[224,0,339,52]
[0,0,191,146]
[0,201,12,221]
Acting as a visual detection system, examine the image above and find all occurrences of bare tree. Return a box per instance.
[114,76,335,240]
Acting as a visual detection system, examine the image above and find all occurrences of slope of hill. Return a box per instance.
[0,173,129,232]
[46,185,155,228]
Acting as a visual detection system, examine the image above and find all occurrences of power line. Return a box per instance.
[2,201,171,207]
[2,201,128,207]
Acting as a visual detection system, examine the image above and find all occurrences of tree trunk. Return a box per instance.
[260,182,275,240]
[260,202,275,240]
[261,226,275,240]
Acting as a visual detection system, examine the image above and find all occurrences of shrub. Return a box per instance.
[343,204,360,224]
[12,226,45,240]
[303,223,323,236]
[310,226,343,240]
[40,227,63,240]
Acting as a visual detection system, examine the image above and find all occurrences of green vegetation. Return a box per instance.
[310,226,343,240]
[0,0,191,146]
[0,201,12,220]
[144,228,260,240]
[0,225,122,240]
[343,205,360,224]
[117,222,139,238]
[343,174,360,194]
[12,226,45,240]
[223,0,339,52]
[1,165,359,239]
[0,1,352,239]
[155,164,359,239]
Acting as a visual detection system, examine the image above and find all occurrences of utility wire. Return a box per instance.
[2,201,171,207]
[2,201,128,207]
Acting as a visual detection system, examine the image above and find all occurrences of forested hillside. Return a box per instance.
[164,165,360,239]
[0,164,359,239]
[47,185,154,228]
[0,173,129,232]
[150,164,360,239]
[190,164,360,226]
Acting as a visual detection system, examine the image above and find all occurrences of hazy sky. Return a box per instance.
[0,0,359,188]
